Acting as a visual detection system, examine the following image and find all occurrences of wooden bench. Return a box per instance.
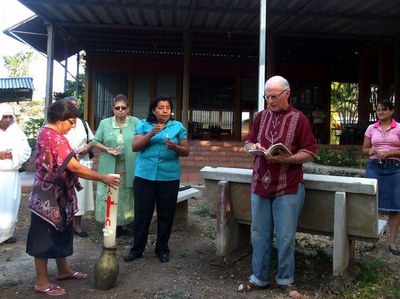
[200,166,388,276]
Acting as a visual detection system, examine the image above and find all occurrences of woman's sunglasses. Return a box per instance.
[114,106,127,111]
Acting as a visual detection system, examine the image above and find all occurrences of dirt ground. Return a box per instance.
[1,190,400,299]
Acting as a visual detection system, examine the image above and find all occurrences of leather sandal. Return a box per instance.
[236,281,268,293]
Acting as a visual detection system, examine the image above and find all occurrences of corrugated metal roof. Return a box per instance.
[0,77,34,90]
[3,15,82,62]
[4,0,400,81]
[0,77,34,103]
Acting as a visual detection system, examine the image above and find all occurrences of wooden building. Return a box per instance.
[4,1,400,142]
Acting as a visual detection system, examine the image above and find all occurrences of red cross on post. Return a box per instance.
[105,188,117,226]
[102,174,120,248]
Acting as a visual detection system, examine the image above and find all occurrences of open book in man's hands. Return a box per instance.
[248,143,292,156]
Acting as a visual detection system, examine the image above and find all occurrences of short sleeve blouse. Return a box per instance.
[364,119,400,161]
[134,119,187,181]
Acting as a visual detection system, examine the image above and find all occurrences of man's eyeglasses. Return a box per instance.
[263,90,287,101]
[67,119,77,125]
[114,106,127,111]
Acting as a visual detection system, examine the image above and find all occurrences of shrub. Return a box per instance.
[316,146,366,168]
[23,118,44,149]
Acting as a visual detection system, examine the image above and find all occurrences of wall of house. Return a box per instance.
[84,54,333,141]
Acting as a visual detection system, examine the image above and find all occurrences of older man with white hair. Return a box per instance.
[0,104,31,244]
[238,76,317,298]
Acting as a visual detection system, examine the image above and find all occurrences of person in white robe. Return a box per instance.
[0,104,31,244]
[64,96,95,237]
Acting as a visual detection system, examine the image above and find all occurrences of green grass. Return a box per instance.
[294,238,400,298]
[341,258,400,299]
[193,204,209,217]
[335,266,390,298]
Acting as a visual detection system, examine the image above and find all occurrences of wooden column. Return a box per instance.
[63,44,69,92]
[266,34,276,79]
[75,53,79,96]
[45,23,55,115]
[395,41,400,119]
[84,61,95,128]
[378,42,394,101]
[181,31,192,128]
[127,73,134,110]
[175,72,183,122]
[233,74,242,141]
[358,51,372,124]
[319,80,331,144]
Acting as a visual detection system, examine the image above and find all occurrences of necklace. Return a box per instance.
[380,128,390,143]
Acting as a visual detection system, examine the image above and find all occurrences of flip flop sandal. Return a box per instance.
[278,284,302,299]
[236,281,268,293]
[56,271,88,280]
[34,284,66,296]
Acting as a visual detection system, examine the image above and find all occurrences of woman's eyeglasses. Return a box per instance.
[114,106,127,111]
[67,119,77,125]
[376,107,389,112]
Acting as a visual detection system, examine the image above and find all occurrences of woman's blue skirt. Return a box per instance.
[365,159,400,212]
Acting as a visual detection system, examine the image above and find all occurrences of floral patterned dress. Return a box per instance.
[26,127,78,258]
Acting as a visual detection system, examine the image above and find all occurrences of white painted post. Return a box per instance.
[216,181,231,256]
[333,191,349,276]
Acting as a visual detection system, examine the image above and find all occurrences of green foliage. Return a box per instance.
[53,74,85,110]
[12,100,45,149]
[2,51,35,77]
[16,100,45,121]
[23,118,44,139]
[331,82,359,128]
[53,52,86,103]
[316,147,365,168]
[359,259,384,285]
[343,258,395,299]
[295,237,400,298]
[23,118,44,149]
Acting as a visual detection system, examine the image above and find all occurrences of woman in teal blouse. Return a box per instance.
[93,94,140,234]
[124,96,189,263]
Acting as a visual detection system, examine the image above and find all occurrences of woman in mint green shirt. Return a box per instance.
[124,96,189,263]
[93,94,140,234]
